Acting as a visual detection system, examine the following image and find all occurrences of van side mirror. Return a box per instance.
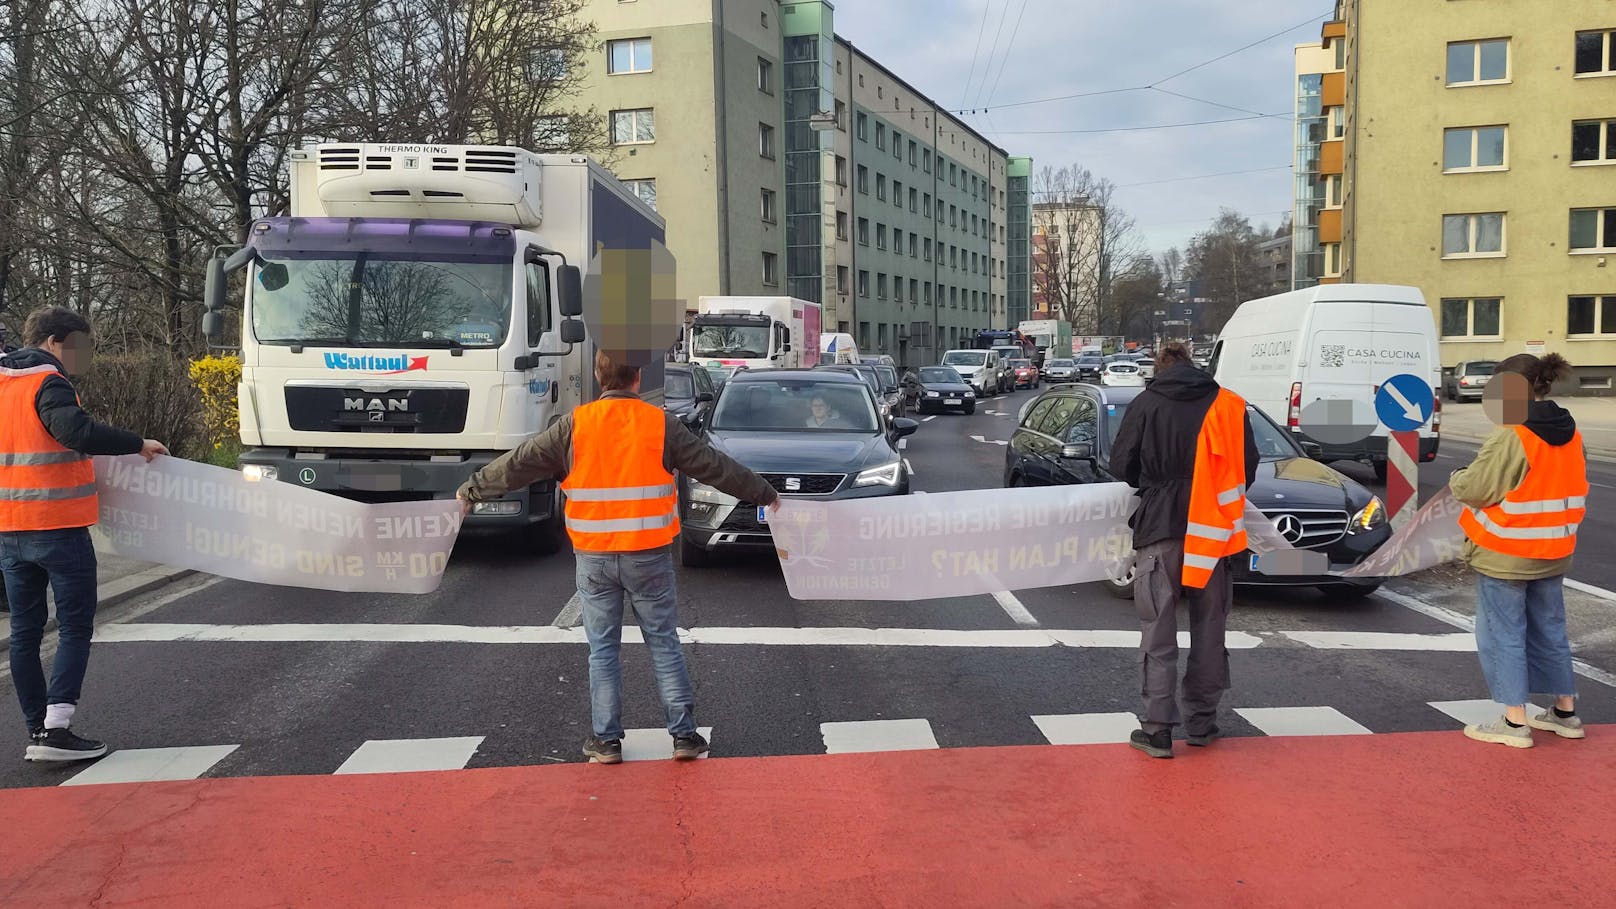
[559,319,586,345]
[558,265,583,318]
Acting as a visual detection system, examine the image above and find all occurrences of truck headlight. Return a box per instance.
[855,461,904,487]
[1352,496,1387,531]
[472,501,522,516]
[241,464,277,482]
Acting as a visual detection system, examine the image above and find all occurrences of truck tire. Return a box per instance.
[525,486,565,555]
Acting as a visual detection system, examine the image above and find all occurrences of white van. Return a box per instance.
[941,348,1005,396]
[819,332,861,365]
[1208,283,1441,480]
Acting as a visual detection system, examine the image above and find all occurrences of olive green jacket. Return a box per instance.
[1449,427,1576,581]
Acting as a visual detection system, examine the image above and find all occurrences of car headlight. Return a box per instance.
[688,481,737,505]
[855,461,904,487]
[241,464,278,482]
[925,391,941,398]
[1352,496,1387,531]
[963,391,975,398]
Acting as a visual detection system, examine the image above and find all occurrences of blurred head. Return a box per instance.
[1155,342,1194,374]
[1485,352,1571,424]
[593,350,641,392]
[810,397,829,415]
[23,306,93,375]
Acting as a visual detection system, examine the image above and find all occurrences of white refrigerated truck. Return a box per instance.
[201,143,675,551]
[687,295,821,371]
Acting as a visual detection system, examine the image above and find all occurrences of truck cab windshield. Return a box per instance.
[693,323,770,359]
[251,252,514,348]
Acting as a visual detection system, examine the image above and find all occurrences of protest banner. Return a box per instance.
[1337,487,1468,579]
[92,455,463,594]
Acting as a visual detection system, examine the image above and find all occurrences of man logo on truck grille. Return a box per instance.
[345,397,409,413]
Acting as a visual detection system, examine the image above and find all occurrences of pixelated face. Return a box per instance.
[58,331,93,375]
[1483,371,1530,426]
[583,240,681,368]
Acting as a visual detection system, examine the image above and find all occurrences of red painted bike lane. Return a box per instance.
[2,728,1612,907]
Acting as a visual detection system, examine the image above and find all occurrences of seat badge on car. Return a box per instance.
[785,477,802,492]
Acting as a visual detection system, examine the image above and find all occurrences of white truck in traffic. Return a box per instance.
[687,296,821,372]
[201,143,675,550]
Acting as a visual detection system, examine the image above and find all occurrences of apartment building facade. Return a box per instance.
[1291,41,1335,290]
[575,0,1030,367]
[1324,1,1616,392]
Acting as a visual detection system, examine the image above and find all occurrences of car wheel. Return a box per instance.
[1008,474,1023,487]
[1103,551,1136,600]
[1317,582,1381,602]
[678,532,710,568]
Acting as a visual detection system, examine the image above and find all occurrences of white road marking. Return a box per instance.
[60,745,239,787]
[1235,706,1373,737]
[1279,631,1476,651]
[991,590,1039,626]
[821,719,938,754]
[969,434,1009,446]
[923,415,937,422]
[1566,578,1616,602]
[620,727,714,762]
[1032,713,1137,745]
[552,592,583,628]
[1428,699,1505,728]
[903,457,915,476]
[93,622,1266,649]
[334,736,484,775]
[1375,588,1616,688]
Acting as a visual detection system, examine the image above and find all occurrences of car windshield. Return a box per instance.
[876,366,898,388]
[1047,360,1074,368]
[1465,362,1497,376]
[1248,407,1302,460]
[918,367,959,383]
[943,351,986,367]
[1077,357,1102,367]
[1107,363,1137,372]
[712,380,879,432]
[251,253,513,347]
[1011,360,1032,369]
[692,323,769,359]
[665,373,695,399]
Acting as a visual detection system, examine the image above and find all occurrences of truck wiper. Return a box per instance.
[410,338,467,349]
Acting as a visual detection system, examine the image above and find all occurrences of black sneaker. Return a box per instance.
[582,735,622,764]
[672,732,709,761]
[1187,726,1221,747]
[25,728,109,763]
[1129,728,1173,759]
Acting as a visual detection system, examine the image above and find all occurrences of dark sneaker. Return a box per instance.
[582,735,622,764]
[1129,728,1173,759]
[1187,726,1221,747]
[672,732,710,761]
[25,728,109,763]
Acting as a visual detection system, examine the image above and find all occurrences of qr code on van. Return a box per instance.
[1320,344,1346,368]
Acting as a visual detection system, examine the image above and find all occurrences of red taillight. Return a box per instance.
[1432,391,1442,432]
[1287,382,1302,429]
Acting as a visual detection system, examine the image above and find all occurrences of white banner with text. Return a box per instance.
[92,455,464,594]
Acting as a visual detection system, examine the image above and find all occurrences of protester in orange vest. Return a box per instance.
[1109,342,1257,759]
[1451,353,1586,748]
[2,307,167,763]
[458,351,778,764]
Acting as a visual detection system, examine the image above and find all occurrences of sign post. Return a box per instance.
[1374,374,1436,531]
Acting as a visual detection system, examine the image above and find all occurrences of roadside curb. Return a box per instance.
[99,567,195,610]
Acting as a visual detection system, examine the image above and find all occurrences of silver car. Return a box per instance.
[1444,360,1496,402]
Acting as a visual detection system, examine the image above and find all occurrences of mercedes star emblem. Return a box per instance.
[1274,513,1304,544]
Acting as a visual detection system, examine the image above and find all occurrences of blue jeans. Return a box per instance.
[1474,573,1578,706]
[2,528,98,731]
[575,548,696,740]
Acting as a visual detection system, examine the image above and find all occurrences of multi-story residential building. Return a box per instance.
[1291,41,1335,289]
[1030,200,1102,333]
[1324,1,1616,392]
[574,0,1031,368]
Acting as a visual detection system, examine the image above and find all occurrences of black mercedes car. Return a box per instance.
[903,366,978,415]
[662,363,717,426]
[1004,384,1391,601]
[678,369,916,565]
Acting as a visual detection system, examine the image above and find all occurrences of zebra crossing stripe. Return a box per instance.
[60,745,239,787]
[621,727,714,762]
[334,737,485,775]
[821,719,938,754]
[1427,699,1503,728]
[1032,713,1137,746]
[1235,707,1373,737]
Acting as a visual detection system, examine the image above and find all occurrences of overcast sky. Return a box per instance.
[833,0,1331,256]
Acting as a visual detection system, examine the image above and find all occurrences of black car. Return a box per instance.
[1004,384,1390,601]
[662,363,717,426]
[904,366,978,414]
[874,364,907,418]
[1073,355,1104,381]
[678,369,916,565]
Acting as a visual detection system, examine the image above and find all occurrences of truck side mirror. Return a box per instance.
[558,265,583,318]
[204,256,227,313]
[559,319,586,344]
[201,310,225,342]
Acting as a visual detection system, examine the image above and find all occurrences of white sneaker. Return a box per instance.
[1463,716,1534,749]
[1526,708,1586,740]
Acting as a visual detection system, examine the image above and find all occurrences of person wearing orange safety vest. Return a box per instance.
[1451,353,1587,749]
[3,307,167,763]
[1108,342,1257,759]
[459,351,778,764]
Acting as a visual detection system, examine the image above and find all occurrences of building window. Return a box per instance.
[1325,173,1344,207]
[610,108,655,145]
[835,100,847,130]
[836,211,848,240]
[923,283,932,305]
[1570,207,1616,252]
[893,136,902,161]
[835,156,848,186]
[857,217,869,245]
[923,194,932,217]
[893,228,903,251]
[1444,126,1507,172]
[877,273,887,299]
[894,278,904,303]
[876,174,886,201]
[622,178,657,211]
[950,163,958,186]
[893,180,903,206]
[1441,212,1505,257]
[909,187,918,212]
[1575,29,1616,77]
[876,123,886,150]
[1447,39,1509,86]
[909,140,918,167]
[761,188,777,223]
[924,150,932,173]
[924,238,932,261]
[857,270,869,297]
[876,224,887,250]
[1328,106,1345,139]
[758,123,775,159]
[857,165,868,194]
[607,38,653,75]
[910,279,918,302]
[757,57,774,94]
[762,252,779,286]
[857,112,868,141]
[1568,295,1616,336]
[1572,119,1616,164]
[1440,297,1502,339]
[909,234,918,258]
[837,266,850,294]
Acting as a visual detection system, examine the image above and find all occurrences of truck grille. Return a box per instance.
[759,473,845,495]
[1257,508,1349,549]
[284,386,470,434]
[318,147,360,171]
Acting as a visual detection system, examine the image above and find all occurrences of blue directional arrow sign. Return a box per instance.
[1375,373,1435,431]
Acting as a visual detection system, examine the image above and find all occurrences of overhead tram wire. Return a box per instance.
[959,0,999,109]
[989,113,1291,136]
[971,0,1016,111]
[981,0,1032,112]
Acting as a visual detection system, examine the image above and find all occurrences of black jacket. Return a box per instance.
[1,348,143,456]
[1523,399,1576,446]
[1109,363,1259,550]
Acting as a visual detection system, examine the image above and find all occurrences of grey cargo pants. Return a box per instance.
[1134,540,1233,735]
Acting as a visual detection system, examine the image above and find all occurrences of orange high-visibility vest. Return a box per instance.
[1458,425,1587,561]
[0,364,98,531]
[561,397,680,553]
[1182,388,1249,588]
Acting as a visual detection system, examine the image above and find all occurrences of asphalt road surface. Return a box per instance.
[3,386,1613,789]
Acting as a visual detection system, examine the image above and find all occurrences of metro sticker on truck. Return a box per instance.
[321,353,429,375]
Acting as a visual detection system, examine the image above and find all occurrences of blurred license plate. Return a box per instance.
[945,398,962,405]
[756,506,769,524]
[1249,554,1262,572]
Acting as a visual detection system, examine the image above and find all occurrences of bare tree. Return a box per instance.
[1030,165,1145,338]
[1185,208,1266,328]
